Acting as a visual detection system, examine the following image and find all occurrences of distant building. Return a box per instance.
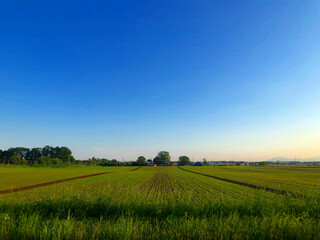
[224,162,233,166]
[249,162,260,166]
[146,159,154,166]
[208,161,225,166]
[193,162,203,166]
[304,162,320,166]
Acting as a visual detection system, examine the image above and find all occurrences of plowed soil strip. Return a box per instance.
[130,166,143,171]
[0,172,112,195]
[177,167,302,198]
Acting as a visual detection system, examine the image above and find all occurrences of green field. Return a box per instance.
[0,166,320,239]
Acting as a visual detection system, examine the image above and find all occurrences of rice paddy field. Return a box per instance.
[0,165,320,239]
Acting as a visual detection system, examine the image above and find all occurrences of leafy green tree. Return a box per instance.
[21,159,27,165]
[89,157,97,165]
[0,150,11,164]
[26,148,42,164]
[58,147,72,164]
[137,156,146,166]
[110,159,117,166]
[42,146,54,158]
[11,155,21,165]
[53,146,60,158]
[0,149,3,164]
[51,158,61,164]
[38,156,51,165]
[70,156,76,164]
[153,151,171,166]
[8,147,29,161]
[178,156,191,166]
[100,158,109,166]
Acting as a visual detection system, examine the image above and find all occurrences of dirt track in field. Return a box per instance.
[130,166,143,171]
[177,167,302,198]
[0,172,112,195]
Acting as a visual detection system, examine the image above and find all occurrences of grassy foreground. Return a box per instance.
[0,166,320,239]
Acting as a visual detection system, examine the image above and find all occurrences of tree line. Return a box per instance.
[85,156,151,166]
[85,157,127,166]
[0,146,75,165]
[86,151,173,166]
[129,152,205,166]
[0,147,203,167]
[89,152,200,166]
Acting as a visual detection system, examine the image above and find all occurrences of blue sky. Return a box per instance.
[1,0,320,161]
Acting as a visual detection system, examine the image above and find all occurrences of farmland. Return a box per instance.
[0,166,320,239]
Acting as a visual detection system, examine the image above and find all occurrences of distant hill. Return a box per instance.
[267,156,320,162]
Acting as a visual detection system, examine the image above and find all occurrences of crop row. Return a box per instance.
[181,166,320,196]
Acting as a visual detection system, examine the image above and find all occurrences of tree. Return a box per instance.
[178,156,191,166]
[111,159,118,166]
[0,150,11,164]
[70,156,76,164]
[53,146,60,158]
[136,156,146,166]
[0,149,3,164]
[38,156,51,165]
[58,147,72,164]
[51,158,61,164]
[153,151,171,166]
[42,146,54,158]
[21,159,27,165]
[89,157,97,165]
[7,147,29,160]
[11,155,21,165]
[26,148,42,164]
[100,158,109,166]
[202,158,208,166]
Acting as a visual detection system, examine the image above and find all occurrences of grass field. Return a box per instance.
[0,166,320,239]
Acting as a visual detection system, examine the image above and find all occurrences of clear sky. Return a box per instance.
[1,1,320,161]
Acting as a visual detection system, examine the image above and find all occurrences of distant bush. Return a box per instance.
[21,159,27,165]
[11,155,21,165]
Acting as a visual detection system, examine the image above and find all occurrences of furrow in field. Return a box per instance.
[130,166,143,171]
[0,172,112,195]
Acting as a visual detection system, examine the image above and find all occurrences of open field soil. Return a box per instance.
[0,166,320,239]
